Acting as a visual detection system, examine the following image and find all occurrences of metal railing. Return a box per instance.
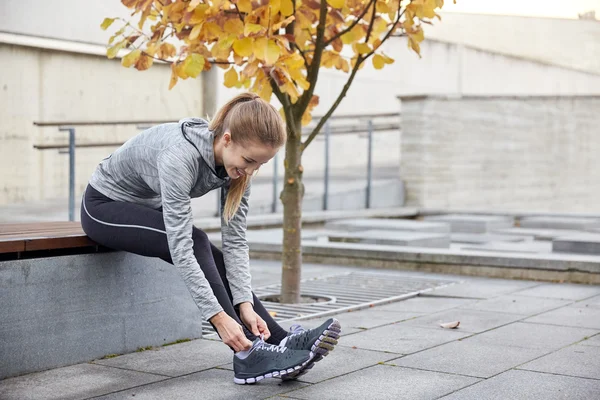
[33,113,400,220]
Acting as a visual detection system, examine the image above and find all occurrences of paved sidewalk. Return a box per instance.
[1,261,600,399]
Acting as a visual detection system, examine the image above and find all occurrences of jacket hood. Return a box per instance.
[178,117,223,176]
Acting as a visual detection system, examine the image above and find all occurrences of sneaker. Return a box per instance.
[279,318,341,381]
[233,337,312,384]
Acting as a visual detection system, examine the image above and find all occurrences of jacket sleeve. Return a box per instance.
[220,180,253,307]
[157,144,224,321]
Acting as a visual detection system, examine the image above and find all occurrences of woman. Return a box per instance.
[81,92,341,384]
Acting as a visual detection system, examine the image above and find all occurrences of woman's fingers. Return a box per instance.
[246,313,260,336]
[238,325,253,350]
[257,317,270,340]
[216,315,253,352]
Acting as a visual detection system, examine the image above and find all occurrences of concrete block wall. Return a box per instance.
[399,95,600,213]
[0,252,203,379]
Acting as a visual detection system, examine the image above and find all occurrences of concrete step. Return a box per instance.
[553,234,600,255]
[325,218,449,233]
[520,216,600,231]
[423,214,514,234]
[493,227,584,241]
[451,233,533,244]
[325,229,450,248]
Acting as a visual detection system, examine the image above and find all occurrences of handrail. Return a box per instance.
[33,113,401,220]
[33,120,175,127]
[32,112,399,127]
[32,123,400,151]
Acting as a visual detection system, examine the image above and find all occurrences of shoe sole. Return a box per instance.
[281,318,341,381]
[233,352,314,385]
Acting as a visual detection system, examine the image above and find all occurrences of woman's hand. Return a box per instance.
[239,302,271,340]
[210,311,253,352]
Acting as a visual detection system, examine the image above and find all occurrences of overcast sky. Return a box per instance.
[442,0,600,19]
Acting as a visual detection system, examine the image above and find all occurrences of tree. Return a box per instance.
[102,0,446,303]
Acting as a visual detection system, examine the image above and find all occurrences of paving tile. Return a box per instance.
[570,294,600,309]
[440,369,600,400]
[339,323,470,354]
[215,339,401,383]
[284,307,425,337]
[374,296,477,313]
[392,340,544,378]
[284,365,479,400]
[461,295,571,315]
[93,338,233,377]
[94,368,308,400]
[524,306,600,329]
[579,334,600,347]
[330,308,424,333]
[512,283,600,301]
[467,322,598,351]
[427,279,538,299]
[518,344,600,380]
[295,345,399,384]
[0,363,165,400]
[402,308,523,333]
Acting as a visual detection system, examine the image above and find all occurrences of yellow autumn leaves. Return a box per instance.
[104,0,444,121]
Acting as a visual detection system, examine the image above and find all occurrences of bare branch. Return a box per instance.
[364,0,377,42]
[377,6,406,47]
[290,42,309,68]
[323,0,375,47]
[301,5,406,152]
[301,55,364,152]
[270,80,298,137]
[233,4,245,22]
[270,79,289,109]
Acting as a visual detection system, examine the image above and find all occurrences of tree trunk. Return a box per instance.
[280,120,303,304]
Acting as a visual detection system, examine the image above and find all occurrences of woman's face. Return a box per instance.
[221,133,279,179]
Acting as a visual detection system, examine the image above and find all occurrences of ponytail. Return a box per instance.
[209,93,286,224]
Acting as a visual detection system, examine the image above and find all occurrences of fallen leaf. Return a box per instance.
[268,311,277,317]
[440,321,460,329]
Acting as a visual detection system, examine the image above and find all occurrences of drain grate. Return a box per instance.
[202,271,459,335]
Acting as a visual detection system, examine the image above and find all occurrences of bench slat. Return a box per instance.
[0,222,84,236]
[0,240,26,253]
[25,236,96,251]
[0,222,96,255]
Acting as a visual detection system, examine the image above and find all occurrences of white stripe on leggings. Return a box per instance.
[82,190,167,235]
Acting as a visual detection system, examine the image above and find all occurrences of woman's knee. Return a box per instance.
[192,227,210,245]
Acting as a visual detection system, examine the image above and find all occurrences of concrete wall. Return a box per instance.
[215,37,600,117]
[306,38,600,116]
[0,0,130,45]
[399,95,600,213]
[425,12,600,75]
[213,37,600,187]
[0,252,203,379]
[0,42,204,205]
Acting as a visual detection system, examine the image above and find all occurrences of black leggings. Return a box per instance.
[80,184,287,347]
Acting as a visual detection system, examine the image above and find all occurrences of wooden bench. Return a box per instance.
[0,222,99,258]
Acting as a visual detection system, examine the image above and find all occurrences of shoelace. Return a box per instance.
[288,324,306,338]
[257,335,287,353]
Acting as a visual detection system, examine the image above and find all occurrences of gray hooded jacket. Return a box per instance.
[89,118,252,321]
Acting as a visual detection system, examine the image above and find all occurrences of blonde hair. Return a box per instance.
[209,92,286,224]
